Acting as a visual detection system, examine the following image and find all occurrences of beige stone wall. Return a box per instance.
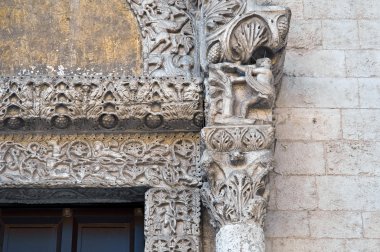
[259,0,380,251]
[202,0,380,250]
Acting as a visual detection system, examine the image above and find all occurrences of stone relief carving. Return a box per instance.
[128,0,197,77]
[145,188,201,252]
[0,76,203,132]
[201,139,273,229]
[206,57,275,125]
[0,133,200,188]
[199,0,290,251]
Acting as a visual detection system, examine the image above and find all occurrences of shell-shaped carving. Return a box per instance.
[277,15,290,45]
[226,15,270,63]
[207,42,222,64]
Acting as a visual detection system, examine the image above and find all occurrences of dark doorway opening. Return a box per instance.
[0,205,144,252]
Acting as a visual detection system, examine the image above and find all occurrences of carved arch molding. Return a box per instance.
[0,0,290,251]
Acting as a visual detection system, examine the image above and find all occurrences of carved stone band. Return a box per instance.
[0,76,204,132]
[0,133,200,188]
[145,188,201,252]
[202,125,274,152]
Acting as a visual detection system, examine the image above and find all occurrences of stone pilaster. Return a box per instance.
[144,188,201,252]
[199,1,291,251]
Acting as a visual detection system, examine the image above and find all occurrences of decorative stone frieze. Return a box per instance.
[199,0,291,251]
[0,76,203,132]
[127,0,198,77]
[145,188,201,252]
[0,133,200,188]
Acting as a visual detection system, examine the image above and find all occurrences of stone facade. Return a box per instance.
[9,0,380,252]
[249,0,379,251]
[0,0,291,251]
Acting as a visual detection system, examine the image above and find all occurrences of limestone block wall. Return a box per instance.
[262,0,380,251]
[202,0,380,251]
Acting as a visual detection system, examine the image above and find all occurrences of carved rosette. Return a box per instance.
[200,0,290,251]
[145,188,201,252]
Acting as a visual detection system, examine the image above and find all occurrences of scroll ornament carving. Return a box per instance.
[0,76,203,132]
[128,0,197,78]
[0,133,200,188]
[145,188,201,252]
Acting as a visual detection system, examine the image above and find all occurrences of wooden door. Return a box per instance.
[0,207,144,252]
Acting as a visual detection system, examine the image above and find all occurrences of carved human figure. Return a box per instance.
[209,57,274,122]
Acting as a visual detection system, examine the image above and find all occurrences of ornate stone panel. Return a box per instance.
[0,133,200,188]
[127,0,198,77]
[0,76,203,132]
[145,188,201,252]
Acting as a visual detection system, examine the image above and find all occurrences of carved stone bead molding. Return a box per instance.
[127,0,198,77]
[0,133,200,188]
[0,76,203,132]
[145,188,201,252]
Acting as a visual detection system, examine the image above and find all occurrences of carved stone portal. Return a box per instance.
[0,0,290,251]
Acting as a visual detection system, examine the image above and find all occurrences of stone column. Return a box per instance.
[199,1,291,251]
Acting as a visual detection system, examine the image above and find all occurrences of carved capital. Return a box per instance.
[145,188,201,252]
[201,126,273,229]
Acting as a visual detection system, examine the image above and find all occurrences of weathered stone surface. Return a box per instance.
[309,211,363,238]
[358,78,380,108]
[216,223,265,252]
[346,50,380,77]
[316,176,380,211]
[287,20,322,49]
[342,109,380,140]
[322,20,359,49]
[274,141,325,175]
[274,176,318,210]
[276,77,359,108]
[284,50,346,77]
[363,211,380,238]
[326,141,380,176]
[275,108,341,140]
[265,210,310,238]
[271,238,346,252]
[0,133,201,188]
[0,0,142,76]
